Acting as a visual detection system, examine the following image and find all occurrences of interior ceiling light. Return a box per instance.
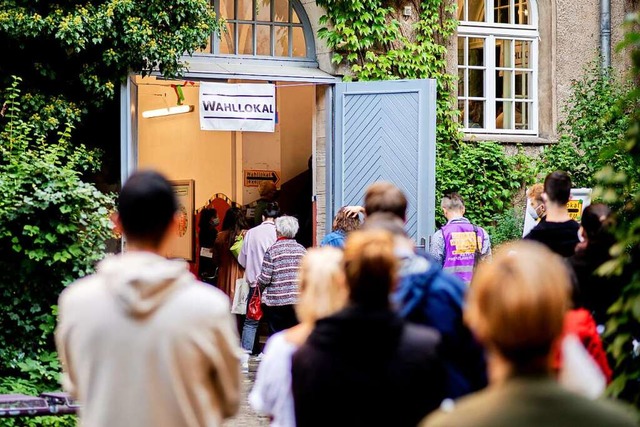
[142,104,194,119]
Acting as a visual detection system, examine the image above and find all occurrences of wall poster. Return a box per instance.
[166,180,195,261]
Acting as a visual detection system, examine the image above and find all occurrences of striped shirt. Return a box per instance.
[257,239,306,307]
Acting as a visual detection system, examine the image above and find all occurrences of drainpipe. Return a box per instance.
[600,0,611,70]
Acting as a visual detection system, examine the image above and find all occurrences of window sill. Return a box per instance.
[462,133,556,145]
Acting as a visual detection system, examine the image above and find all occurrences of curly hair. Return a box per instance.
[333,207,361,233]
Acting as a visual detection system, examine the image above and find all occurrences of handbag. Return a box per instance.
[230,233,244,260]
[246,285,263,321]
[231,277,249,315]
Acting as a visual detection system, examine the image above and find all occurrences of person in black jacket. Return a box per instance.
[524,171,580,257]
[291,229,446,427]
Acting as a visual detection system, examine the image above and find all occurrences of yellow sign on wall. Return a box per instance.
[566,199,584,222]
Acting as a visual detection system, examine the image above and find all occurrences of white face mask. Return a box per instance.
[527,203,539,220]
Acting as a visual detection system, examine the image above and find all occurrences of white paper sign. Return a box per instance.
[199,83,275,132]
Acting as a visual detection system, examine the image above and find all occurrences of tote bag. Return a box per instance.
[231,277,249,315]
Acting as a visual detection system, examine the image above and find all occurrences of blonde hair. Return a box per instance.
[465,241,570,363]
[527,183,544,205]
[343,230,398,308]
[296,247,348,324]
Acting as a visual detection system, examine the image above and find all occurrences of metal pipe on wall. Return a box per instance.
[600,0,611,69]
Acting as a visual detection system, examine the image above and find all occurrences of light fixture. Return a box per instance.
[142,104,194,119]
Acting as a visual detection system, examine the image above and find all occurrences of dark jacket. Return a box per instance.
[291,305,446,427]
[568,244,622,326]
[524,220,580,257]
[393,251,488,399]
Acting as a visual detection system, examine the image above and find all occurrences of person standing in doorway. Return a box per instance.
[55,170,241,427]
[239,202,280,355]
[524,171,580,257]
[429,192,491,285]
[254,181,280,227]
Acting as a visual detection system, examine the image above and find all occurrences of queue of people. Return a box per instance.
[53,169,637,427]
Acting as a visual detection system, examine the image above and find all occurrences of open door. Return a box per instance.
[331,79,437,248]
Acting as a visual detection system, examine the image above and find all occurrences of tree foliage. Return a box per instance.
[0,0,218,107]
[0,77,114,406]
[596,12,640,407]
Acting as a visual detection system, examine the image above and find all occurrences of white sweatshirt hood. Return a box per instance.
[97,251,194,318]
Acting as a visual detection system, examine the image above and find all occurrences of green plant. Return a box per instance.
[538,59,635,188]
[596,12,640,408]
[485,207,525,248]
[0,77,115,389]
[435,141,535,229]
[316,0,461,146]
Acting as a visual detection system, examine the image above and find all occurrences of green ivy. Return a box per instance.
[0,77,114,407]
[537,59,635,188]
[595,13,640,408]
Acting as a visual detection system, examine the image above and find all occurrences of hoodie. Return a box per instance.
[524,220,580,257]
[55,251,241,427]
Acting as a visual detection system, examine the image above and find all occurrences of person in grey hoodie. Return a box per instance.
[55,170,242,427]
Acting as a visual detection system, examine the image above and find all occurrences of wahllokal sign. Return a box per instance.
[199,82,275,132]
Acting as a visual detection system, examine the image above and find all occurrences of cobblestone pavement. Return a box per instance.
[224,357,270,427]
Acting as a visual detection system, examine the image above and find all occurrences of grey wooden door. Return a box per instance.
[330,79,437,247]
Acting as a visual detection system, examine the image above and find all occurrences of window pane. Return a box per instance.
[292,27,306,57]
[496,101,513,129]
[256,25,271,55]
[237,24,254,54]
[457,37,466,65]
[515,0,529,24]
[219,0,236,20]
[275,26,289,56]
[468,69,484,97]
[458,69,465,97]
[275,0,289,22]
[219,22,235,54]
[497,70,513,99]
[468,0,485,22]
[515,71,532,98]
[459,100,467,127]
[496,39,513,68]
[468,100,485,128]
[516,102,531,129]
[256,0,271,22]
[292,7,300,23]
[457,0,465,20]
[468,38,484,66]
[237,0,253,20]
[515,40,531,68]
[494,0,511,24]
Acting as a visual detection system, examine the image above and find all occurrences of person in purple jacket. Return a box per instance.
[429,193,491,285]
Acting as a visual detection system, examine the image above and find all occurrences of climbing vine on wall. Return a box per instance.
[316,0,460,146]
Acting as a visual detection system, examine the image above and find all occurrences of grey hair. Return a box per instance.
[275,215,299,238]
[441,193,465,212]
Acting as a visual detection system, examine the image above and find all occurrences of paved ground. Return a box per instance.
[224,357,270,427]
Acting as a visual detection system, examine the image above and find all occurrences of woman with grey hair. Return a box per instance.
[257,216,307,334]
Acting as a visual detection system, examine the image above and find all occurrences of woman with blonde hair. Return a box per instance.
[292,230,446,427]
[249,246,348,427]
[421,241,636,427]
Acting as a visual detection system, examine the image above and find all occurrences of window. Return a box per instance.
[457,0,538,135]
[199,0,311,59]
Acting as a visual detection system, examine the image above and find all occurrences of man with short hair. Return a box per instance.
[238,201,280,355]
[55,170,241,427]
[524,170,580,257]
[429,192,491,285]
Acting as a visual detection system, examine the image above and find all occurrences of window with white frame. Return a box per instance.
[457,0,538,135]
[197,0,312,60]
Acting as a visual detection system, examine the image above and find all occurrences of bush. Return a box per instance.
[0,77,114,409]
[435,141,535,229]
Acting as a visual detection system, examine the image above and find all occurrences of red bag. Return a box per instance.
[247,286,263,320]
